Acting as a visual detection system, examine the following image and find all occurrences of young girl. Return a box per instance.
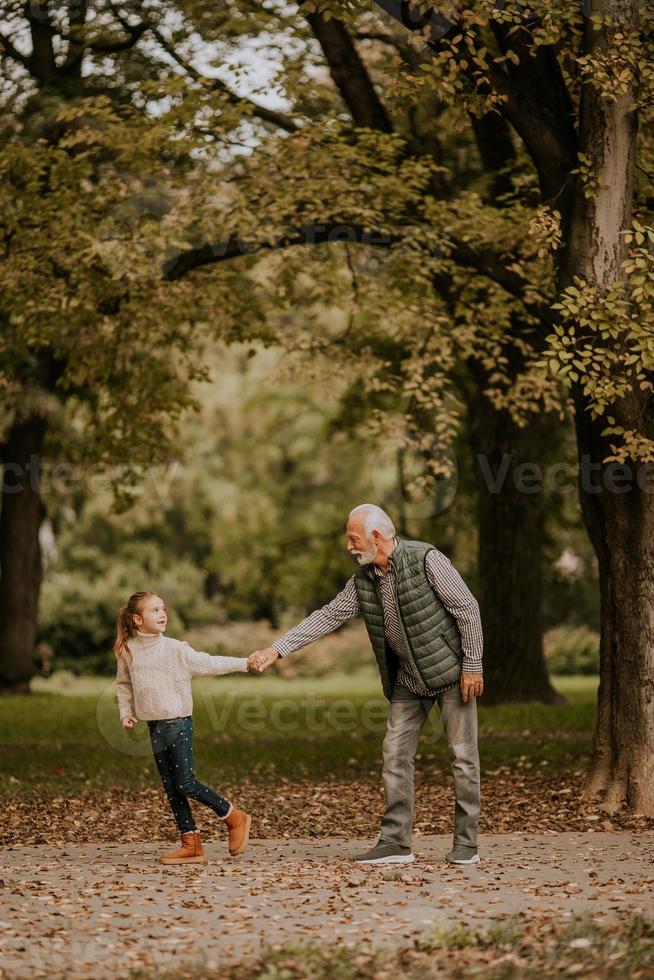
[115,590,252,865]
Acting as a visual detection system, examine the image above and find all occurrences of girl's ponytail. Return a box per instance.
[114,592,158,664]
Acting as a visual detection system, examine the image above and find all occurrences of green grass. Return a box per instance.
[0,670,597,798]
[134,912,654,979]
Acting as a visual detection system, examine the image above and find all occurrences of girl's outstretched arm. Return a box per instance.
[180,641,249,676]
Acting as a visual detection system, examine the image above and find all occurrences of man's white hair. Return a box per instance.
[348,504,396,540]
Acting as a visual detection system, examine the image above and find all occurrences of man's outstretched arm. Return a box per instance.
[248,577,360,671]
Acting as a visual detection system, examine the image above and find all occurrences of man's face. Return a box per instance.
[346,519,378,564]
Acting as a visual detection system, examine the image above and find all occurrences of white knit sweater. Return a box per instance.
[115,630,249,721]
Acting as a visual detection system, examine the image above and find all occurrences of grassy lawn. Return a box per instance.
[178,913,653,980]
[0,669,597,798]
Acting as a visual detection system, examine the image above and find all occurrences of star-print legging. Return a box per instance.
[147,715,231,832]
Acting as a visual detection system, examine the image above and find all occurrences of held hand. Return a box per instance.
[248,646,280,673]
[460,672,483,703]
[121,715,137,729]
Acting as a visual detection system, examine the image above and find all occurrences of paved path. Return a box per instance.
[1,832,652,978]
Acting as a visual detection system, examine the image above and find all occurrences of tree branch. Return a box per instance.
[448,239,554,324]
[475,63,576,207]
[60,1,149,76]
[162,224,393,280]
[24,1,57,87]
[373,0,456,45]
[369,0,577,205]
[302,4,393,132]
[491,18,576,148]
[86,23,149,53]
[470,112,516,200]
[162,223,556,326]
[59,0,87,77]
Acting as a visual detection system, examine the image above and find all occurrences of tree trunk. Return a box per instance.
[0,414,47,694]
[467,384,562,703]
[560,1,653,813]
[572,390,654,814]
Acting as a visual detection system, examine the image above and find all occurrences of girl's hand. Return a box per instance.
[121,715,137,729]
[248,647,280,672]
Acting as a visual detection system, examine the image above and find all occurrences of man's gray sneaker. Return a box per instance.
[353,841,415,864]
[446,845,479,864]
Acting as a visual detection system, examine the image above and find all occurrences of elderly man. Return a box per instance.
[249,503,483,865]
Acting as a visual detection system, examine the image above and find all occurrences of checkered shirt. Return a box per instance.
[272,541,483,697]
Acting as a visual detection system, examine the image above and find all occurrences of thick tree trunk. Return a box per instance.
[560,1,653,812]
[0,414,47,693]
[467,384,562,704]
[571,390,654,814]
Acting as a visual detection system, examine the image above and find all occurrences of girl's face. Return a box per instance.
[133,595,167,634]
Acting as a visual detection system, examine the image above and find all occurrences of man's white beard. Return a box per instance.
[350,538,378,564]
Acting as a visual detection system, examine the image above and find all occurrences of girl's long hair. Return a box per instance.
[114,592,162,664]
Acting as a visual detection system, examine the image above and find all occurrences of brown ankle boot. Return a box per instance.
[224,806,251,856]
[159,830,207,865]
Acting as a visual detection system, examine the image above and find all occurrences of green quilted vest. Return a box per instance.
[353,537,463,700]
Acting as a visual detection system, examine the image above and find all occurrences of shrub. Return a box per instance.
[38,558,217,674]
[544,625,600,676]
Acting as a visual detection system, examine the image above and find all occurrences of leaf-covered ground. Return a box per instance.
[2,833,652,978]
[4,771,653,847]
[3,675,653,976]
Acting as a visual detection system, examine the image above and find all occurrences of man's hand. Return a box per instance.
[121,715,138,729]
[248,646,280,673]
[460,672,483,702]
